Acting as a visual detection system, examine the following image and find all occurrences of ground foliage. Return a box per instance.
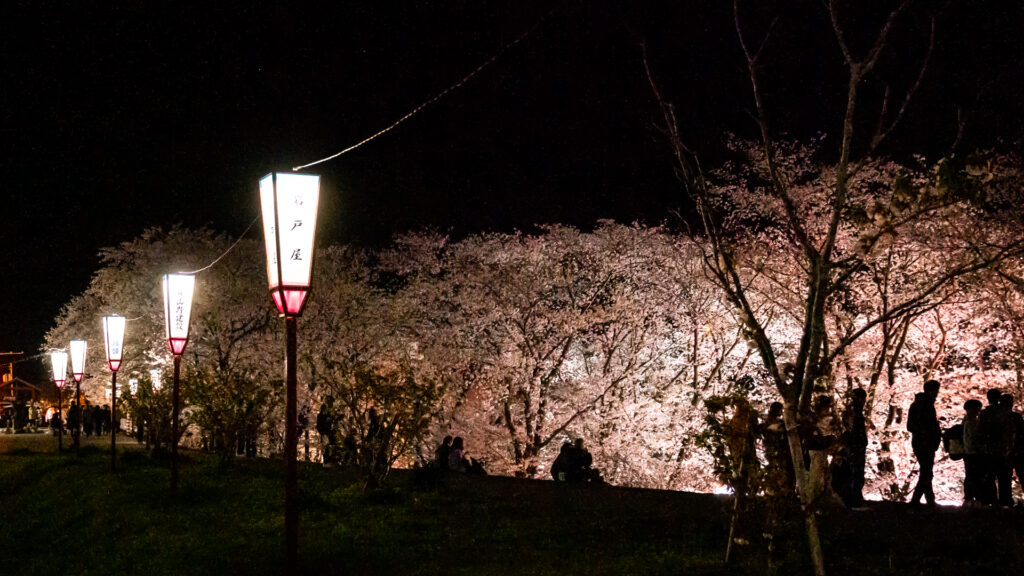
[2,444,1024,575]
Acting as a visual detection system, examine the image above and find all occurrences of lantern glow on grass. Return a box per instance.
[259,171,320,572]
[50,350,68,452]
[103,315,125,470]
[162,273,195,494]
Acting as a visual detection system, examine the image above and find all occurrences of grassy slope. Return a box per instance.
[2,443,1023,575]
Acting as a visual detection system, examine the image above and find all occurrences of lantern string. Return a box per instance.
[292,4,557,172]
[180,215,260,275]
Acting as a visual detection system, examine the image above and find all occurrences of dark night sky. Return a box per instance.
[1,1,1022,375]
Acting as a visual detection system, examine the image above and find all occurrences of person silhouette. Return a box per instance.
[961,399,983,505]
[841,388,868,507]
[551,442,573,482]
[907,380,941,506]
[435,435,453,470]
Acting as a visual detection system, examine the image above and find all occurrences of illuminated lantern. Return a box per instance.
[70,340,87,382]
[50,350,68,388]
[50,349,69,451]
[259,171,321,572]
[150,369,162,391]
[161,274,194,494]
[260,172,320,317]
[129,378,138,396]
[162,273,195,356]
[103,315,126,371]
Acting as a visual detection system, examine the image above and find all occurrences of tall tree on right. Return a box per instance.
[644,2,1024,573]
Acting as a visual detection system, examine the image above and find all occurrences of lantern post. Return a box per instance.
[162,273,195,495]
[103,315,126,471]
[69,340,87,457]
[260,171,320,573]
[50,350,68,453]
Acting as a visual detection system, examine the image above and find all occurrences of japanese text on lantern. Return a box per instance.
[176,298,185,330]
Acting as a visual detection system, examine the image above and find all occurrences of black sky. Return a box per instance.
[2,1,1022,373]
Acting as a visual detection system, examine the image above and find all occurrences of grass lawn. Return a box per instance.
[2,435,1023,575]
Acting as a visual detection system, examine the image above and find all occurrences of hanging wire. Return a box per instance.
[10,351,48,365]
[180,215,260,275]
[293,5,557,171]
[132,7,557,273]
[25,8,559,367]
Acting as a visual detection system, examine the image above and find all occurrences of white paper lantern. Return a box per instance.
[260,172,320,316]
[103,315,126,371]
[162,274,195,355]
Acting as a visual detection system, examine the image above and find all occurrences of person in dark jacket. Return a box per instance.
[728,398,760,500]
[569,438,595,483]
[448,436,466,472]
[315,397,335,464]
[99,405,111,436]
[67,401,80,441]
[435,435,453,470]
[961,399,983,505]
[762,402,794,497]
[841,388,869,507]
[82,404,93,437]
[907,380,941,506]
[551,442,573,481]
[977,388,1008,504]
[995,394,1017,506]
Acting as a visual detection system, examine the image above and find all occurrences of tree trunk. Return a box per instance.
[782,401,827,576]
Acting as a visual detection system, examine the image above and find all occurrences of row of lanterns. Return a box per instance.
[46,172,319,570]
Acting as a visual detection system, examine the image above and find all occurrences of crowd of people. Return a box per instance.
[729,380,1024,509]
[945,387,1024,507]
[312,379,1024,506]
[46,401,119,438]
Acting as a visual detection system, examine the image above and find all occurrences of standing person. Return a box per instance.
[907,380,941,506]
[994,394,1017,506]
[100,405,110,436]
[727,398,760,500]
[315,397,335,465]
[93,404,102,436]
[841,388,869,508]
[977,388,1002,504]
[762,402,794,497]
[50,409,62,437]
[68,401,80,443]
[961,399,984,506]
[82,404,93,437]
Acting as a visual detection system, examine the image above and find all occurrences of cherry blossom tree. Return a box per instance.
[644,1,1024,571]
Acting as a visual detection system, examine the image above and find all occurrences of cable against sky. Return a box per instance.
[181,5,556,276]
[293,4,557,171]
[179,216,260,276]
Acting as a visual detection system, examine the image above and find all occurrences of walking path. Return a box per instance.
[0,430,145,453]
